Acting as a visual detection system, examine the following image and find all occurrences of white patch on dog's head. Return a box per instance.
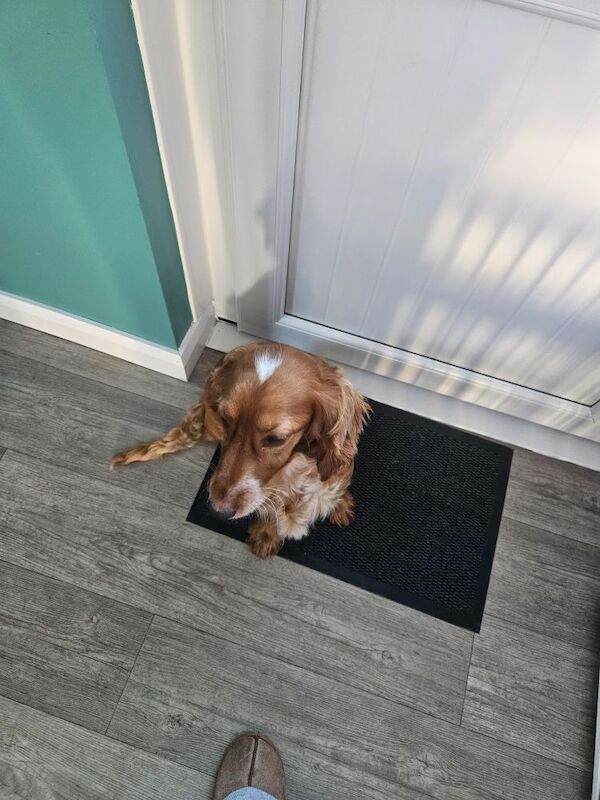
[255,349,282,383]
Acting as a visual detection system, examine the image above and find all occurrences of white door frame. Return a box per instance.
[132,0,600,459]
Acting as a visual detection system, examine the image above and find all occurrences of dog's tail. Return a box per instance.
[111,402,206,467]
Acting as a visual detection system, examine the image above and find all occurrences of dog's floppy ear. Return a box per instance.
[307,366,370,481]
[198,400,226,442]
[194,358,227,442]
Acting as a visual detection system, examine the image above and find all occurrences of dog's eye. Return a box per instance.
[263,434,286,447]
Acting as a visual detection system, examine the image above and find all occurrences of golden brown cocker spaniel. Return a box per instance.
[112,342,370,557]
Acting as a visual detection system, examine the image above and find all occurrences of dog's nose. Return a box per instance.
[214,506,235,520]
[209,497,236,519]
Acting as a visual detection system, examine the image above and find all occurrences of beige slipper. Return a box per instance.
[213,733,286,800]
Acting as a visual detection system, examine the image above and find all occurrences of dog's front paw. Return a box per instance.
[329,491,355,526]
[247,520,283,559]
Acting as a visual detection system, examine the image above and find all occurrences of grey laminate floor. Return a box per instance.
[0,318,598,800]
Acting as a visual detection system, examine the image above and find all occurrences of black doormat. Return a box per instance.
[187,400,512,632]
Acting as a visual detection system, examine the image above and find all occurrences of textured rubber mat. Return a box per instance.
[187,399,513,631]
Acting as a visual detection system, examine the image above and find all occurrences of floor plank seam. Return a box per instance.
[459,634,476,727]
[0,342,199,415]
[1,445,199,512]
[458,713,594,776]
[104,614,155,736]
[0,693,217,783]
[0,635,131,680]
[482,611,600,659]
[502,511,600,551]
[0,554,156,630]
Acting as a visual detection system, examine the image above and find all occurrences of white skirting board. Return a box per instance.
[0,290,215,381]
[208,320,600,472]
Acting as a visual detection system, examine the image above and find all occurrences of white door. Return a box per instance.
[285,0,600,407]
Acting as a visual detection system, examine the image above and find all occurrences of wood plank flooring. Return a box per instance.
[0,318,598,799]
[0,560,150,732]
[106,616,589,800]
[0,695,212,800]
[0,449,472,724]
[463,616,597,770]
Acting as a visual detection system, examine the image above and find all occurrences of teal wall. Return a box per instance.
[0,0,192,348]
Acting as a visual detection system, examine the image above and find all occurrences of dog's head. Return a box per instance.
[198,343,369,519]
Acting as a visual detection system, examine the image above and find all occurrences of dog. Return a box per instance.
[112,342,370,558]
